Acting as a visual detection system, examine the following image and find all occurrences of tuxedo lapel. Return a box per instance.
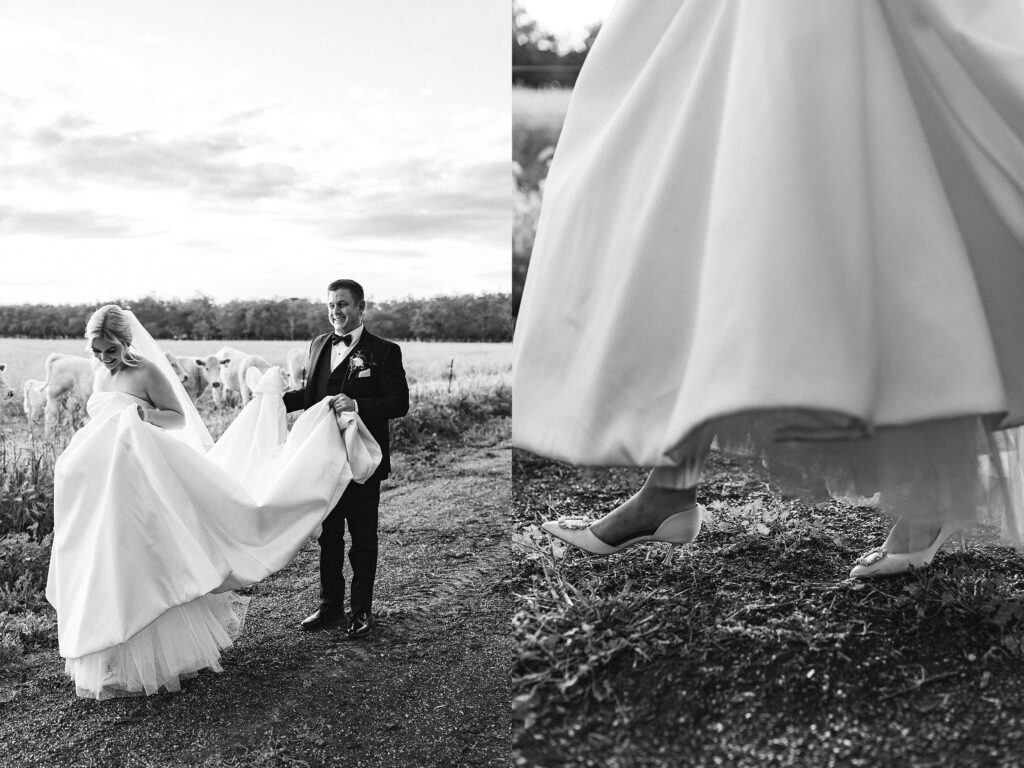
[310,335,331,379]
[311,334,331,365]
[306,334,334,407]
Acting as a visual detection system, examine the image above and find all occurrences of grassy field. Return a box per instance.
[0,337,510,453]
[513,86,572,315]
[0,338,510,392]
[513,85,571,191]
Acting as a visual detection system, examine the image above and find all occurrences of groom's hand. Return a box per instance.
[331,394,356,413]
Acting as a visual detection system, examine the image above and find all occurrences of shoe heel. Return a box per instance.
[655,505,703,545]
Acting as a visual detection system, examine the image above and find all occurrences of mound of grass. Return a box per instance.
[513,449,1024,767]
[392,381,510,450]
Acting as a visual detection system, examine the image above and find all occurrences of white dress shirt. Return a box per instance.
[330,324,364,372]
[329,325,364,413]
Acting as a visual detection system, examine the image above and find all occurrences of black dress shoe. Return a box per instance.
[346,611,373,638]
[300,606,346,631]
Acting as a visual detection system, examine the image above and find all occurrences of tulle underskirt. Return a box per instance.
[65,591,250,700]
[695,412,1024,547]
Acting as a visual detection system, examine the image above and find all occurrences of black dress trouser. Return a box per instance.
[318,477,381,615]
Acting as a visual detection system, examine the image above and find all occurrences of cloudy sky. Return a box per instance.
[0,1,509,304]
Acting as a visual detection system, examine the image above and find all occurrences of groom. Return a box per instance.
[284,278,409,638]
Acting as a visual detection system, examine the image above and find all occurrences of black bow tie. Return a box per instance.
[331,333,353,346]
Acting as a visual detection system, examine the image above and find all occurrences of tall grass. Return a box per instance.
[514,186,544,315]
[513,86,571,191]
[0,435,57,668]
[513,86,571,314]
[394,379,511,448]
[0,437,55,539]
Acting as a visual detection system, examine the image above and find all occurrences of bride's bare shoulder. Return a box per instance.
[132,357,182,409]
[121,357,159,387]
[127,356,150,372]
[133,357,164,381]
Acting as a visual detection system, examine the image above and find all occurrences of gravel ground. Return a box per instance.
[0,430,511,768]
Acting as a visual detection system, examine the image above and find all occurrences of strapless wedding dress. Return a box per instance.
[46,369,381,699]
[513,0,1024,537]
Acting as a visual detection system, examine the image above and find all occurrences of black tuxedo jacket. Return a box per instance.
[283,329,409,481]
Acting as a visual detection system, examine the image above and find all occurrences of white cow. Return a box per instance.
[215,346,270,406]
[41,354,94,431]
[174,356,210,403]
[285,346,308,390]
[0,364,14,420]
[22,379,46,423]
[163,351,189,387]
[188,353,230,405]
[42,354,94,401]
[0,363,13,402]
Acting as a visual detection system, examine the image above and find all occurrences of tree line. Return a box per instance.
[512,1,599,88]
[0,293,512,342]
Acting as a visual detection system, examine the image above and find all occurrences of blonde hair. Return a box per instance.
[85,304,142,368]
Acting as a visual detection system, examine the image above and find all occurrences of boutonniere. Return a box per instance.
[348,352,367,373]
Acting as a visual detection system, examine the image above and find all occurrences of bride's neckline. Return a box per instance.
[94,390,150,403]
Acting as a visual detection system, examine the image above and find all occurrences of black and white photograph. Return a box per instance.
[513,1,1024,766]
[0,2,510,766]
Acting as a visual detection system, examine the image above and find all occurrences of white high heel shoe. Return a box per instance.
[541,504,704,566]
[849,521,968,579]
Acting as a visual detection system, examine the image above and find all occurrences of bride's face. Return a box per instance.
[91,338,124,373]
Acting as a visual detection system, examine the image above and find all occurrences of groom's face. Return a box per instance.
[327,288,364,334]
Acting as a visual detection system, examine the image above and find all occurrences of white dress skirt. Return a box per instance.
[46,368,381,699]
[512,0,1024,539]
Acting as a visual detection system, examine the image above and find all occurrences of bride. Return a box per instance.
[45,304,381,699]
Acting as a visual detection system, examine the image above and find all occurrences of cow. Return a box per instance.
[173,356,210,403]
[185,353,230,405]
[42,354,94,402]
[215,346,270,406]
[22,379,46,423]
[163,351,189,387]
[285,346,308,390]
[41,354,94,432]
[0,364,13,402]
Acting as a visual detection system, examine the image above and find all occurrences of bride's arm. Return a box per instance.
[136,360,185,429]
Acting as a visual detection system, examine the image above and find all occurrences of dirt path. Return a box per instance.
[0,439,510,768]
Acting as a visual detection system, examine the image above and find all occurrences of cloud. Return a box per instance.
[35,125,302,201]
[214,104,283,128]
[324,155,509,243]
[0,205,142,238]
